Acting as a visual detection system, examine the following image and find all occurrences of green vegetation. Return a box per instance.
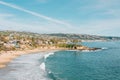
[57,43,78,49]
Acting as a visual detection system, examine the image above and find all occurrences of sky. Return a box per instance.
[0,0,120,36]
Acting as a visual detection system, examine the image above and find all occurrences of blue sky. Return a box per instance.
[0,0,120,36]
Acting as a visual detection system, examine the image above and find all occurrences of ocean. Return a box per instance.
[0,41,120,80]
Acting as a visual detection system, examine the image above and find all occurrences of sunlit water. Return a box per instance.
[0,41,120,80]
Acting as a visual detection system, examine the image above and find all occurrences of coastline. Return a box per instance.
[0,48,65,69]
[0,46,101,69]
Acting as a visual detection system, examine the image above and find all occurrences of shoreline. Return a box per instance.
[0,46,101,69]
[0,48,65,69]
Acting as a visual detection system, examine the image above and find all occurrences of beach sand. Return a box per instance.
[0,48,63,69]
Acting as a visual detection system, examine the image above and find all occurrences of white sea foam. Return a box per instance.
[102,47,108,50]
[81,49,102,52]
[81,50,92,52]
[40,62,46,71]
[0,53,51,80]
[82,47,108,52]
[48,71,52,74]
[44,52,55,59]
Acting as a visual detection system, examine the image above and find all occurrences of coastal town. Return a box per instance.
[0,31,83,52]
[1,30,119,52]
[0,30,104,68]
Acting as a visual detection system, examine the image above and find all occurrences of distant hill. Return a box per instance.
[0,31,120,41]
[45,33,120,41]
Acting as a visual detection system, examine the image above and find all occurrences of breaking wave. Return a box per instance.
[40,62,46,71]
[44,52,55,59]
[0,53,52,80]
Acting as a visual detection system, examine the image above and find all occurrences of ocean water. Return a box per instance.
[45,41,120,80]
[0,41,120,80]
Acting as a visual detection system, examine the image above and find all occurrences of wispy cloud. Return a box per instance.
[0,13,74,33]
[0,1,70,26]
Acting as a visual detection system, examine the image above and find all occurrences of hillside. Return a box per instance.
[0,31,120,41]
[45,33,120,41]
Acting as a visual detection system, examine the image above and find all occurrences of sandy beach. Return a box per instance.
[0,48,64,69]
